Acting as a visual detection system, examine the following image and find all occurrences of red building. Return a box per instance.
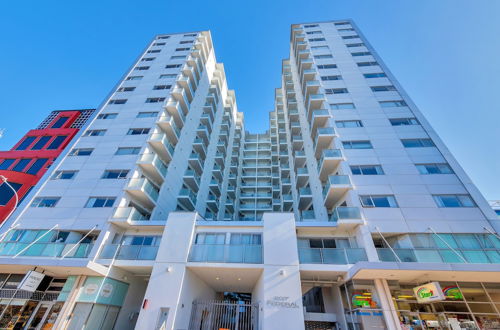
[0,109,95,222]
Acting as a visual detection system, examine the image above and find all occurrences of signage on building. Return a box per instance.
[18,271,45,292]
[413,282,445,303]
[266,296,299,308]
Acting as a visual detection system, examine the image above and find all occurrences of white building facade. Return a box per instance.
[0,20,499,330]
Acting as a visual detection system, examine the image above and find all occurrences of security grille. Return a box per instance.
[188,300,259,330]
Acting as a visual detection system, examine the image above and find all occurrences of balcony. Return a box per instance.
[177,75,195,101]
[165,100,186,128]
[206,194,218,212]
[296,167,309,187]
[292,135,303,150]
[125,178,159,209]
[99,244,158,260]
[314,127,336,157]
[294,150,306,168]
[200,113,213,132]
[137,153,168,184]
[330,207,363,229]
[192,138,207,158]
[170,86,190,114]
[157,112,180,143]
[0,242,93,258]
[189,244,263,264]
[112,206,151,224]
[214,152,225,166]
[307,94,325,116]
[288,109,299,120]
[212,164,223,181]
[323,175,352,208]
[183,170,200,192]
[298,187,313,209]
[148,132,175,162]
[189,153,204,174]
[377,248,500,264]
[310,109,329,131]
[298,248,368,264]
[209,179,221,195]
[300,210,316,221]
[225,199,235,212]
[177,188,197,211]
[317,149,343,180]
[196,125,210,144]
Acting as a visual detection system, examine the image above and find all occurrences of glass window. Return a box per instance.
[380,100,407,107]
[51,170,77,180]
[389,118,419,126]
[108,99,127,104]
[31,197,60,208]
[336,120,363,128]
[26,158,48,175]
[47,136,68,149]
[416,163,453,174]
[325,88,348,94]
[16,136,36,150]
[433,195,476,208]
[330,103,355,110]
[101,170,129,179]
[342,140,372,149]
[364,73,386,78]
[126,76,143,80]
[85,197,116,208]
[357,61,378,67]
[69,148,93,156]
[83,130,106,137]
[145,97,166,103]
[97,113,117,119]
[115,147,140,155]
[401,138,435,148]
[31,136,52,150]
[136,112,159,118]
[0,182,22,206]
[360,195,398,208]
[0,159,15,170]
[51,117,69,128]
[117,87,135,92]
[12,159,32,172]
[127,128,150,135]
[350,165,384,175]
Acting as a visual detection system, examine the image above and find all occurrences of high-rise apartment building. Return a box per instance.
[0,109,95,222]
[0,20,498,330]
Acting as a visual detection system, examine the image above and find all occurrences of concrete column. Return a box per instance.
[253,213,305,330]
[53,275,86,330]
[135,212,198,330]
[354,225,379,261]
[374,278,401,330]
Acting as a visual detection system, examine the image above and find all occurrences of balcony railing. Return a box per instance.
[0,242,93,258]
[100,244,159,260]
[113,206,151,222]
[330,207,362,222]
[189,244,263,263]
[298,248,368,264]
[377,248,500,264]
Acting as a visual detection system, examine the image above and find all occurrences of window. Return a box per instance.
[230,233,262,245]
[170,55,186,59]
[336,120,363,128]
[371,86,396,92]
[31,197,60,208]
[153,85,171,90]
[141,57,155,62]
[97,113,117,119]
[346,43,364,47]
[342,35,359,39]
[160,74,176,79]
[16,137,36,150]
[117,87,135,92]
[433,195,476,208]
[51,117,69,128]
[321,75,342,81]
[314,54,333,59]
[175,47,190,51]
[165,64,182,69]
[360,195,398,208]
[69,148,93,156]
[153,42,166,46]
[145,97,165,103]
[101,169,129,179]
[401,138,435,148]
[351,165,384,175]
[108,99,127,105]
[195,233,225,244]
[416,163,453,174]
[136,112,159,118]
[342,140,373,149]
[12,159,32,172]
[364,73,386,78]
[334,22,350,26]
[0,159,15,170]
[135,66,149,71]
[126,76,143,81]
[339,28,355,32]
[180,40,194,44]
[83,130,106,137]
[51,170,78,180]
[306,31,322,35]
[351,52,371,56]
[26,158,48,175]
[304,24,319,28]
[311,46,329,50]
[380,100,407,107]
[308,38,326,42]
[31,136,52,150]
[147,49,160,53]
[115,147,141,155]
[330,103,356,110]
[158,36,170,39]
[46,136,68,149]
[389,118,419,126]
[325,88,348,94]
[0,182,22,206]
[317,64,337,69]
[85,197,116,208]
[357,62,378,67]
[127,128,150,135]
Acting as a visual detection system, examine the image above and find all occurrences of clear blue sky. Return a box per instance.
[0,0,498,200]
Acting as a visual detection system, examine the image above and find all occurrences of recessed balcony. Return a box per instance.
[298,187,313,209]
[125,178,160,209]
[317,149,344,180]
[188,244,262,264]
[196,125,210,144]
[329,207,363,229]
[296,167,309,187]
[177,188,197,211]
[148,132,175,162]
[298,247,368,264]
[294,150,306,168]
[323,175,353,208]
[111,206,151,225]
[137,153,168,184]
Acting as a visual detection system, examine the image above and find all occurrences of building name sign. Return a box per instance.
[18,271,45,292]
[266,296,299,309]
[413,282,445,303]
